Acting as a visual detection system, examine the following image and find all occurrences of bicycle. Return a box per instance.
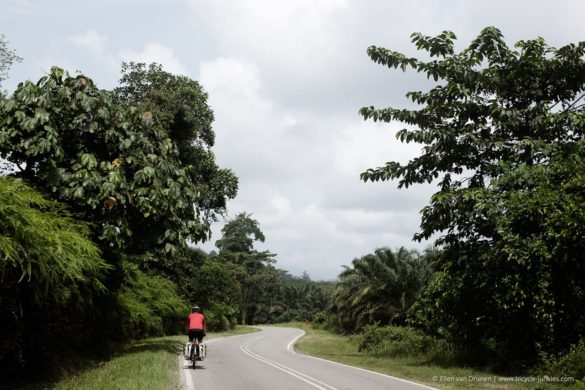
[184,338,207,369]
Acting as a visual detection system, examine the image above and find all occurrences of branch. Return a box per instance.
[560,93,585,114]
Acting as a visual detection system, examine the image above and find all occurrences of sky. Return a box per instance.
[2,0,585,280]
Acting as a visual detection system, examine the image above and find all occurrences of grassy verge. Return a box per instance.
[282,323,576,390]
[46,326,260,390]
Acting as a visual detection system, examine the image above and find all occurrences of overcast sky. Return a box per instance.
[2,0,584,279]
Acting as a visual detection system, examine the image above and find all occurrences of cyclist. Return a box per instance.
[187,305,206,359]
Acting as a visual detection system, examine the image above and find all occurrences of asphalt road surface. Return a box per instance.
[180,326,435,390]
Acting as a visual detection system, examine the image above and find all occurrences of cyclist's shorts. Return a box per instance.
[188,329,204,342]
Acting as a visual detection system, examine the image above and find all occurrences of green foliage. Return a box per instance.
[216,213,279,325]
[541,340,585,381]
[331,247,435,331]
[0,176,109,303]
[0,63,237,379]
[357,324,435,357]
[187,255,240,330]
[112,63,238,224]
[269,272,334,324]
[354,323,464,366]
[216,212,266,253]
[313,311,328,324]
[203,301,239,331]
[0,177,110,376]
[361,27,585,362]
[0,66,232,254]
[118,262,189,339]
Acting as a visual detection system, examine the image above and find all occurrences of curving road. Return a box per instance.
[179,326,436,390]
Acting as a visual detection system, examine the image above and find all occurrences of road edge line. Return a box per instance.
[178,353,195,390]
[286,328,438,390]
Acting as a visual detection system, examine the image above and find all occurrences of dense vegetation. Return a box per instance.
[0,39,241,377]
[354,27,585,374]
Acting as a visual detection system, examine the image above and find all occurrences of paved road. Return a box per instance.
[180,326,435,390]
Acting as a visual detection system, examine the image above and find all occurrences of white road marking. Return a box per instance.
[240,338,339,390]
[287,330,437,390]
[180,353,195,390]
[286,331,304,353]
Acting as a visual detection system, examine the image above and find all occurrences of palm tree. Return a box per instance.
[331,247,435,330]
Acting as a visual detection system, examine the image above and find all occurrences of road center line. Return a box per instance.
[240,340,339,390]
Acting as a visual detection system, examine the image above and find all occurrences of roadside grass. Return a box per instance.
[46,326,260,390]
[281,322,578,390]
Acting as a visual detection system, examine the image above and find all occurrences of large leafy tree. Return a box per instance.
[112,63,238,225]
[361,27,585,361]
[216,213,278,324]
[0,66,234,254]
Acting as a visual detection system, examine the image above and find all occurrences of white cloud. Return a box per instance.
[188,0,349,78]
[69,30,108,57]
[67,31,190,81]
[118,42,190,76]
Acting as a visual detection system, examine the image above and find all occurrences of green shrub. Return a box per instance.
[118,262,189,339]
[357,324,437,357]
[542,340,585,381]
[313,311,327,324]
[311,311,338,332]
[204,301,239,331]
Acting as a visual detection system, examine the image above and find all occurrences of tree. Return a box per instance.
[0,34,21,93]
[331,247,435,331]
[361,27,585,361]
[216,213,278,324]
[112,63,238,225]
[216,212,266,253]
[0,66,233,254]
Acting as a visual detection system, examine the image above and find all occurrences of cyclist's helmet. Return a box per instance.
[192,305,201,312]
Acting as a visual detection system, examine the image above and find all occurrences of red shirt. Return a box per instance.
[188,312,205,330]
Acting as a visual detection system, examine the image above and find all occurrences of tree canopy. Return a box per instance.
[361,27,585,361]
[112,63,238,224]
[0,66,237,254]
